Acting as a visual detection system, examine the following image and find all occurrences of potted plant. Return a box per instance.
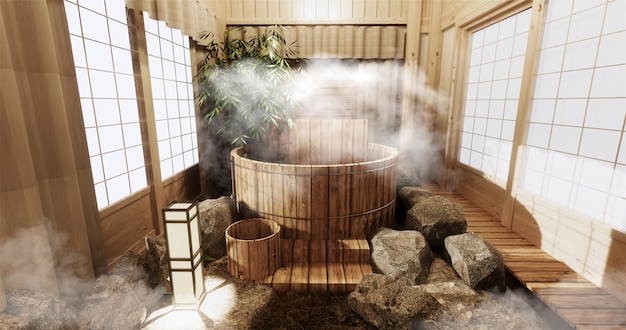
[195,26,302,148]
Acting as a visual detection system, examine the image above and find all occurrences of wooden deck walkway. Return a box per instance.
[421,183,626,329]
[262,238,373,293]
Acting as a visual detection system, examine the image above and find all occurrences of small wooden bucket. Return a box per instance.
[225,218,281,282]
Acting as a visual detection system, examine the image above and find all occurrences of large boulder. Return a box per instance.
[198,196,239,259]
[110,251,163,311]
[0,288,78,330]
[144,235,170,291]
[397,186,435,211]
[395,155,420,191]
[405,196,467,246]
[444,233,505,291]
[370,228,434,285]
[347,273,440,329]
[77,275,147,330]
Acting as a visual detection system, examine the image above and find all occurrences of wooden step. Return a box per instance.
[263,238,372,293]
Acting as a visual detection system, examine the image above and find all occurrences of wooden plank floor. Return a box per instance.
[262,238,373,293]
[421,183,626,329]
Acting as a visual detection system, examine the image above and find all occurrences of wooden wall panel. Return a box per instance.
[225,0,409,24]
[100,191,155,267]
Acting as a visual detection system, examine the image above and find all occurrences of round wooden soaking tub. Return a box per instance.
[230,120,398,240]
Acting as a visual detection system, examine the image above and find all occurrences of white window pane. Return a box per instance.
[171,136,183,156]
[129,167,148,193]
[184,151,195,167]
[530,99,555,123]
[481,44,497,63]
[493,59,510,80]
[470,48,482,66]
[156,120,170,141]
[527,123,551,148]
[618,131,626,165]
[179,101,192,117]
[568,5,605,42]
[572,0,605,13]
[579,128,621,162]
[154,100,167,120]
[543,18,570,48]
[612,165,626,198]
[70,35,87,67]
[474,118,487,134]
[181,118,192,135]
[169,119,182,138]
[151,78,166,99]
[548,151,577,180]
[489,100,505,118]
[578,158,614,193]
[79,8,109,43]
[461,132,472,149]
[468,66,480,83]
[158,21,171,40]
[604,0,626,34]
[102,149,127,178]
[160,159,173,179]
[477,82,492,99]
[148,55,163,78]
[94,182,108,209]
[177,82,189,99]
[597,32,626,67]
[163,60,176,80]
[515,8,531,33]
[90,155,104,183]
[553,99,586,126]
[167,100,180,118]
[504,100,518,120]
[123,123,142,147]
[85,127,100,156]
[549,125,581,154]
[585,98,626,130]
[606,196,626,232]
[104,0,127,23]
[175,63,188,82]
[473,30,484,49]
[119,99,139,123]
[182,134,193,151]
[591,65,626,97]
[509,56,525,78]
[116,73,136,99]
[511,32,528,56]
[460,148,471,164]
[126,145,145,171]
[112,47,133,74]
[108,19,130,50]
[506,78,522,98]
[537,46,565,74]
[573,185,607,220]
[545,176,572,206]
[545,0,572,23]
[469,150,483,169]
[501,120,515,141]
[81,99,96,127]
[486,119,502,138]
[534,73,560,99]
[146,33,161,56]
[174,44,186,63]
[525,147,547,173]
[466,83,478,100]
[472,134,485,151]
[158,139,171,160]
[172,154,185,173]
[143,12,159,33]
[98,125,124,153]
[164,80,178,99]
[558,70,592,98]
[89,70,117,98]
[106,175,130,205]
[562,38,598,71]
[521,168,544,194]
[85,40,113,71]
[490,80,507,99]
[498,18,516,39]
[94,99,120,125]
[483,24,498,45]
[64,3,82,35]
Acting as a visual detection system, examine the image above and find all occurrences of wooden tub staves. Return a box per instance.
[226,218,281,282]
[230,119,398,240]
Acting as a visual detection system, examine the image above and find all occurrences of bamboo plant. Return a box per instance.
[195,26,302,147]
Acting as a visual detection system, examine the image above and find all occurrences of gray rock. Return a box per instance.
[370,228,434,285]
[395,155,420,191]
[347,273,440,330]
[397,186,435,211]
[144,235,170,292]
[444,232,505,291]
[77,275,147,330]
[110,251,163,311]
[405,196,467,247]
[198,196,239,259]
[0,288,77,330]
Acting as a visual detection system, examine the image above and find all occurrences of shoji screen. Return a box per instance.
[144,16,198,180]
[64,0,147,209]
[460,9,532,182]
[521,0,625,231]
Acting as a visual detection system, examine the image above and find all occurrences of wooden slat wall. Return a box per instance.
[224,0,409,24]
